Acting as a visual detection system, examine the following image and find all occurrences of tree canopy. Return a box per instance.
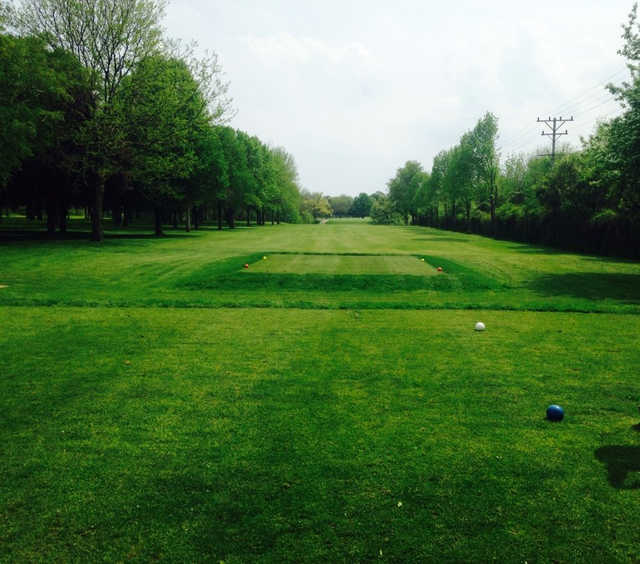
[1,0,304,237]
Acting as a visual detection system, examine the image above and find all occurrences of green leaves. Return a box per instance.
[387,161,424,223]
[115,55,208,203]
[0,34,87,187]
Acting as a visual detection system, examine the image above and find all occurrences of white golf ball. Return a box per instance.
[475,322,486,331]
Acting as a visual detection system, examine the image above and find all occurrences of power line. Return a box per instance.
[577,96,618,117]
[500,90,619,148]
[499,95,621,155]
[498,67,627,150]
[549,67,626,116]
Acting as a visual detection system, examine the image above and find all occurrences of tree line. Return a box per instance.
[0,0,303,240]
[297,191,377,223]
[382,5,640,258]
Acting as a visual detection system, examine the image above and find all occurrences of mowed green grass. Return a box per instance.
[1,220,640,311]
[1,221,640,561]
[247,254,437,275]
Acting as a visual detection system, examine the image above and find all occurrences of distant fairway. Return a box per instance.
[1,221,640,562]
[1,221,639,311]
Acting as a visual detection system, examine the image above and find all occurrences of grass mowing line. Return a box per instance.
[266,251,423,257]
[1,297,639,315]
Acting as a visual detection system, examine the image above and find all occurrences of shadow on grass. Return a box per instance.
[185,272,463,292]
[105,232,192,239]
[594,446,640,489]
[506,243,565,255]
[412,237,469,243]
[529,273,640,302]
[0,230,192,242]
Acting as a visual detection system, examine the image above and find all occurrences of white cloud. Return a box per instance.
[244,33,371,67]
[164,0,632,197]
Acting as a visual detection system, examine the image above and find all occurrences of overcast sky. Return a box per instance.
[165,1,632,197]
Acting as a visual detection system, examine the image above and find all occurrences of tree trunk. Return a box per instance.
[246,207,251,227]
[271,210,275,225]
[217,201,223,230]
[46,199,57,235]
[193,206,200,230]
[186,205,192,232]
[123,205,130,227]
[154,207,164,236]
[91,177,105,242]
[59,205,68,233]
[112,204,122,228]
[226,207,235,229]
[490,189,496,226]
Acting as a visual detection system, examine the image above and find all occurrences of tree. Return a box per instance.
[14,0,166,241]
[300,191,331,221]
[115,54,210,235]
[370,195,402,225]
[411,171,433,224]
[0,0,11,31]
[349,192,372,218]
[328,195,354,217]
[429,150,448,220]
[0,33,87,189]
[270,147,301,223]
[449,137,475,226]
[388,161,422,224]
[197,126,229,230]
[469,112,500,226]
[500,154,528,204]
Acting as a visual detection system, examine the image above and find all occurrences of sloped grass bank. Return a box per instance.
[179,253,506,293]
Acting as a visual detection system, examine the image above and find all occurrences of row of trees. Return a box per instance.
[382,6,640,257]
[0,0,302,239]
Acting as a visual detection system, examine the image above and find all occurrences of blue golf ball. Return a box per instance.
[547,404,564,422]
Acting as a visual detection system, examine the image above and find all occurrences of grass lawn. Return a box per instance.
[246,254,437,275]
[1,220,639,561]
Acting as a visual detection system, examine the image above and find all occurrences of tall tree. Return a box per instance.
[388,160,422,224]
[14,0,166,241]
[606,2,640,220]
[0,33,87,189]
[470,112,500,225]
[114,54,210,235]
[270,147,301,223]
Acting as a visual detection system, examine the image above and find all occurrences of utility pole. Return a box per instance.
[536,116,574,161]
